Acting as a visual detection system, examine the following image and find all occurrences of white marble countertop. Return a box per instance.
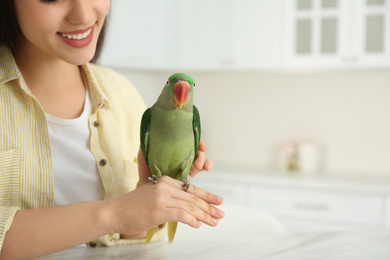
[37,228,390,260]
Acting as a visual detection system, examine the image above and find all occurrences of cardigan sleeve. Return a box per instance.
[84,64,168,246]
[0,149,22,253]
[0,206,19,252]
[88,224,167,247]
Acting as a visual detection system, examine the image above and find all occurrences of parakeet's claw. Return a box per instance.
[182,179,191,192]
[148,175,158,184]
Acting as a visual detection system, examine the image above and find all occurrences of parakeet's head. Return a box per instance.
[157,73,195,110]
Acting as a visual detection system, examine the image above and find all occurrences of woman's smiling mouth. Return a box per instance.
[60,29,92,40]
[57,26,95,48]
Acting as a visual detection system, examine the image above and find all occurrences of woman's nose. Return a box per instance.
[66,0,95,26]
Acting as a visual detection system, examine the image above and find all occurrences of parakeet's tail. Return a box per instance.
[167,221,178,243]
[145,226,157,244]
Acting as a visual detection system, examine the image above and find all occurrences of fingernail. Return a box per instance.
[211,218,218,225]
[217,209,225,218]
[205,161,211,170]
[215,196,223,203]
[196,221,201,228]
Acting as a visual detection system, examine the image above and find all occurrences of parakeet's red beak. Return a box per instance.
[174,81,190,109]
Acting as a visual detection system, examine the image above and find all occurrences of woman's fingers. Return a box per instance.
[137,147,152,188]
[160,176,223,205]
[169,188,224,221]
[113,175,224,235]
[164,208,201,229]
[187,182,223,206]
[165,198,220,227]
[194,140,207,169]
[189,139,214,179]
[154,176,224,227]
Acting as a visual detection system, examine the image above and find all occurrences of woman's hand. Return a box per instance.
[119,139,219,239]
[137,147,153,188]
[108,176,224,238]
[189,139,213,180]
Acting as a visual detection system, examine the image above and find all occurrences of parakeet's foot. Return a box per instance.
[182,178,191,192]
[148,175,158,184]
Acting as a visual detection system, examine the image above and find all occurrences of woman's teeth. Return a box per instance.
[60,29,91,40]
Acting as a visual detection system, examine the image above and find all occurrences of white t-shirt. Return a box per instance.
[45,88,105,207]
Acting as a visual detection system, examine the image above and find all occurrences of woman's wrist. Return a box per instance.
[98,199,119,235]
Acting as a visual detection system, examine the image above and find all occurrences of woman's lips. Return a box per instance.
[57,25,95,48]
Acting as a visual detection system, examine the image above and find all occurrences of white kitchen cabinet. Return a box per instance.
[175,0,227,70]
[251,188,383,226]
[284,0,390,68]
[352,0,390,67]
[284,0,351,68]
[229,0,282,69]
[193,170,390,234]
[176,0,282,70]
[386,197,390,228]
[250,186,383,232]
[100,0,390,70]
[100,0,282,70]
[99,0,175,69]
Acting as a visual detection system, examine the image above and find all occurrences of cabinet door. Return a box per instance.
[176,0,281,70]
[99,0,172,69]
[352,0,390,67]
[175,0,227,70]
[284,0,351,68]
[250,186,383,228]
[230,0,282,69]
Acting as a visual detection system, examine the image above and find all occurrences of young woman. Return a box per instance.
[0,0,224,259]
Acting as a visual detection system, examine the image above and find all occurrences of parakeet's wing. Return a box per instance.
[193,105,201,162]
[140,108,152,166]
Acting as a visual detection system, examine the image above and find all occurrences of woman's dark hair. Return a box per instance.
[0,0,22,51]
[0,0,107,63]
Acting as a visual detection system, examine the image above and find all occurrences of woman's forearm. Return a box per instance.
[0,175,224,260]
[0,200,112,260]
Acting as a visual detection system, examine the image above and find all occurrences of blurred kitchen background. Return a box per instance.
[98,0,390,235]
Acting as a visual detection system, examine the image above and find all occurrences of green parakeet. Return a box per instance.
[140,73,201,243]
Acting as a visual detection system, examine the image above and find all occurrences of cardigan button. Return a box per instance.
[93,121,100,127]
[89,241,97,247]
[99,159,107,166]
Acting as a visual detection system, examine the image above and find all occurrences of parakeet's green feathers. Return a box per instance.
[141,73,200,244]
[193,105,201,161]
[140,108,151,166]
[168,73,195,89]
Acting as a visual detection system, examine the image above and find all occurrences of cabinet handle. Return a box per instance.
[350,57,359,62]
[294,202,329,211]
[219,59,235,66]
[341,56,359,63]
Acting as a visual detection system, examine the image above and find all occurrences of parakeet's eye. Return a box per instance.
[193,83,196,87]
[166,81,169,85]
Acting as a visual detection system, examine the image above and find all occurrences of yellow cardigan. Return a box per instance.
[0,45,164,249]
